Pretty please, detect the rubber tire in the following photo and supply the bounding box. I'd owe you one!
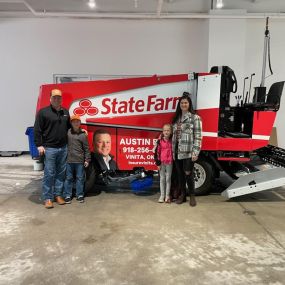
[193,159,214,196]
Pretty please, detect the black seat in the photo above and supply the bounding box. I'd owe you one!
[266,81,285,109]
[244,81,284,111]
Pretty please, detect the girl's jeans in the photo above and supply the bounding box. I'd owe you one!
[159,163,173,199]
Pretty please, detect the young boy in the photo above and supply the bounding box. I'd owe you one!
[64,115,91,203]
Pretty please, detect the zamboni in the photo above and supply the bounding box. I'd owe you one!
[35,18,285,198]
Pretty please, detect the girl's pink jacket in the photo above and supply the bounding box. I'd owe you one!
[157,137,173,165]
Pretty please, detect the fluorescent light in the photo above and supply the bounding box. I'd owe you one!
[88,0,96,9]
[216,0,224,9]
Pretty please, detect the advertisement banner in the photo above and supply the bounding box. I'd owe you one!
[86,125,160,170]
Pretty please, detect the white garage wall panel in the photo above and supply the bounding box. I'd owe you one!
[208,18,246,93]
[0,18,209,151]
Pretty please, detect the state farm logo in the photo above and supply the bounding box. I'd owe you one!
[73,99,99,116]
[72,95,179,118]
[100,95,179,115]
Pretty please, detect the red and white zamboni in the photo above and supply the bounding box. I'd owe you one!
[35,18,285,199]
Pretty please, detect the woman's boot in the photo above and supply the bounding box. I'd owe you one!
[186,174,196,207]
[176,187,186,204]
[189,195,197,207]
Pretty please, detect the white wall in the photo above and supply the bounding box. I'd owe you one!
[0,18,209,151]
[0,17,285,150]
[208,18,247,92]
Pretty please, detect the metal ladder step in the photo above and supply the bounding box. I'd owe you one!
[221,167,285,199]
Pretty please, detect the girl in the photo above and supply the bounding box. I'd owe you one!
[172,92,202,207]
[154,124,173,203]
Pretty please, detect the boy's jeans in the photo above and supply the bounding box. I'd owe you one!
[64,163,85,198]
[42,146,67,201]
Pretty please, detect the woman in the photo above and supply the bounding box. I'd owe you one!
[172,92,202,206]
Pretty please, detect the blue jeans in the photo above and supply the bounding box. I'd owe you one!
[42,146,67,201]
[64,163,85,198]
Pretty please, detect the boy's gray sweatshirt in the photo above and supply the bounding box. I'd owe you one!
[67,129,91,163]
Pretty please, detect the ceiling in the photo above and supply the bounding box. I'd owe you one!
[0,0,285,18]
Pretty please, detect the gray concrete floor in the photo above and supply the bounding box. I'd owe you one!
[1,155,285,285]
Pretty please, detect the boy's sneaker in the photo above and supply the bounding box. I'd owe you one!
[65,197,72,204]
[77,196,84,203]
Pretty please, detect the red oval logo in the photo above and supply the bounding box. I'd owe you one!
[73,107,86,116]
[79,99,92,108]
[87,107,98,116]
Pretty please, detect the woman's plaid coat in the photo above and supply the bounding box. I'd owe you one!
[172,112,202,160]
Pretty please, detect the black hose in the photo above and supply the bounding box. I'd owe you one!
[268,36,273,76]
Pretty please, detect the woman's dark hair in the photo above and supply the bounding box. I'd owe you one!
[172,92,195,124]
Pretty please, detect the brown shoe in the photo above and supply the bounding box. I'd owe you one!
[189,195,197,207]
[45,199,54,209]
[55,196,65,205]
[176,195,186,204]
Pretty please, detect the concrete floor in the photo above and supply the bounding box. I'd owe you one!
[1,155,285,285]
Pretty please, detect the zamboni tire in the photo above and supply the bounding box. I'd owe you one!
[193,159,214,195]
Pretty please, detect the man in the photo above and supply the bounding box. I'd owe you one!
[93,129,117,172]
[34,89,70,209]
[85,129,117,193]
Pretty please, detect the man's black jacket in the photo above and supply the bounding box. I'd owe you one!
[34,105,70,148]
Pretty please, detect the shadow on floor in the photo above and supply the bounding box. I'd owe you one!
[25,176,160,205]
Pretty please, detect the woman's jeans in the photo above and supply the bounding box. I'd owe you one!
[42,146,67,201]
[159,163,173,199]
[64,163,85,198]
[174,157,195,195]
